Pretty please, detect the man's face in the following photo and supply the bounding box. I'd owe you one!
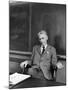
[39,33,48,44]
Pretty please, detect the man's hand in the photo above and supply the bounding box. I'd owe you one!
[20,61,29,68]
[56,62,64,69]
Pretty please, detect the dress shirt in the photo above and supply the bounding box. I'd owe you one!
[40,44,47,53]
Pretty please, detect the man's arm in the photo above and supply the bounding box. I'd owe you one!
[30,46,35,65]
[20,46,35,69]
[51,47,57,66]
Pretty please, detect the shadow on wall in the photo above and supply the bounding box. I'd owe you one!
[32,35,41,47]
[54,35,66,55]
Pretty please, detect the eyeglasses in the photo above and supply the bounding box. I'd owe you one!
[39,37,45,40]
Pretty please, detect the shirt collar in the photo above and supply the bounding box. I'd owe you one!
[41,44,47,49]
[40,44,48,53]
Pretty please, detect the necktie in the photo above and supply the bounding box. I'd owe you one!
[42,46,45,54]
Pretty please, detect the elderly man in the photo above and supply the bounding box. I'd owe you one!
[20,30,57,80]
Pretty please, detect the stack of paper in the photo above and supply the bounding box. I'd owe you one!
[9,72,30,85]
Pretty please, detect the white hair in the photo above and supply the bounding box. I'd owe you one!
[37,30,48,37]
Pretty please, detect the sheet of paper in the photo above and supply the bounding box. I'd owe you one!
[9,72,30,85]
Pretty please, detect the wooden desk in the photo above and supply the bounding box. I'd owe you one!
[10,77,66,89]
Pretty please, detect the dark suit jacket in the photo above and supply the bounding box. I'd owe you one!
[30,44,57,80]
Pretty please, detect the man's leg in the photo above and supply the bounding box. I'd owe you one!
[27,66,45,80]
[20,62,45,80]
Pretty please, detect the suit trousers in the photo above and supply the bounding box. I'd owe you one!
[27,65,45,80]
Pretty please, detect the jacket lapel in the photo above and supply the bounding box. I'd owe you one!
[36,44,50,56]
[37,45,41,55]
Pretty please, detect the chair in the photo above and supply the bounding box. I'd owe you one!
[50,64,57,80]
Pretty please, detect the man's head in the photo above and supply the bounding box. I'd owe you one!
[38,30,48,45]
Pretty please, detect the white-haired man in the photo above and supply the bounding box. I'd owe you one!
[20,30,57,80]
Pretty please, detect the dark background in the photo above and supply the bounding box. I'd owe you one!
[9,2,66,55]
